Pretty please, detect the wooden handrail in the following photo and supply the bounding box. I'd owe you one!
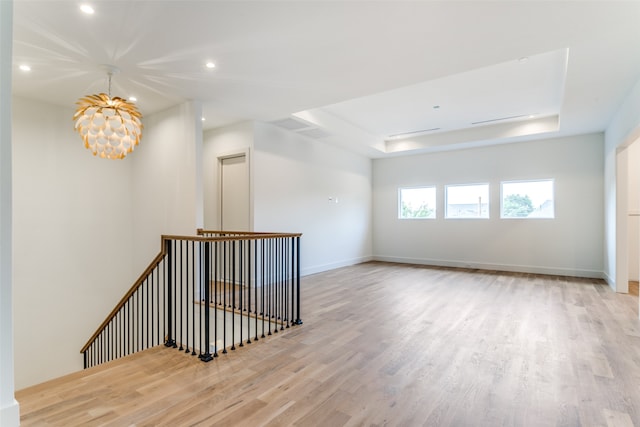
[171,233,303,243]
[196,228,301,237]
[80,251,166,353]
[80,231,303,356]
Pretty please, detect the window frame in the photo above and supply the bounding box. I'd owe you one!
[398,186,437,220]
[500,179,555,219]
[444,183,490,219]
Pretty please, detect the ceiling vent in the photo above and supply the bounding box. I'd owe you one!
[387,128,441,140]
[471,114,530,125]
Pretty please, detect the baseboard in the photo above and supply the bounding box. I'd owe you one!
[373,255,604,279]
[0,399,20,427]
[301,256,373,277]
[602,271,616,290]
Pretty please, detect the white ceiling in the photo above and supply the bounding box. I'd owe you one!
[11,1,640,158]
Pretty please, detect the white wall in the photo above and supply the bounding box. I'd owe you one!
[202,121,254,229]
[604,76,640,290]
[0,1,19,424]
[131,101,202,273]
[10,98,202,391]
[373,134,604,277]
[628,141,640,281]
[252,122,373,275]
[12,97,135,389]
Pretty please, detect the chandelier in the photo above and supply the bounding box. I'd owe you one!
[73,66,143,159]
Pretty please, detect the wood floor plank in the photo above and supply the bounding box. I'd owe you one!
[16,262,640,426]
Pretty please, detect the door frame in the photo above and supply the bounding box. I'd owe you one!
[217,148,252,231]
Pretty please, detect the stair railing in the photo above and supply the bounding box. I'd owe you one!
[80,231,302,369]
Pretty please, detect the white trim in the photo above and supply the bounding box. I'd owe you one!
[0,400,20,427]
[602,270,615,290]
[373,255,604,279]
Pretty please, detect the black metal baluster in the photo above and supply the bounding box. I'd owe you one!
[267,238,273,336]
[186,240,192,354]
[222,240,228,354]
[157,262,161,347]
[261,239,266,338]
[295,236,302,325]
[133,289,137,353]
[285,238,290,329]
[179,240,184,351]
[290,237,295,328]
[198,242,203,358]
[118,310,122,358]
[165,239,175,347]
[173,240,178,348]
[254,239,259,342]
[280,237,284,330]
[152,264,157,347]
[200,241,213,361]
[239,239,244,347]
[125,300,129,356]
[273,238,279,334]
[213,240,218,357]
[281,237,286,330]
[231,240,236,351]
[190,241,197,356]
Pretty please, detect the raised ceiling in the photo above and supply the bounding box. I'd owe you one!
[11,1,640,158]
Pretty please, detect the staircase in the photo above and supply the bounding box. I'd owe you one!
[80,230,303,368]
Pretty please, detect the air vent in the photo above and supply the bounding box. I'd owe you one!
[297,128,330,139]
[387,128,441,140]
[471,115,529,125]
[270,117,312,131]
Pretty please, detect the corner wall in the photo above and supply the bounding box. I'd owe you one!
[131,101,202,273]
[604,76,640,291]
[252,122,373,275]
[12,97,135,389]
[0,1,19,424]
[373,134,604,277]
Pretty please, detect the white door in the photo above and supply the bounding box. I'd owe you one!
[220,154,249,231]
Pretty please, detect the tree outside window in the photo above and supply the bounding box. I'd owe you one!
[399,187,436,219]
[501,180,554,219]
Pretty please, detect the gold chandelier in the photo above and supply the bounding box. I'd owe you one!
[73,66,143,159]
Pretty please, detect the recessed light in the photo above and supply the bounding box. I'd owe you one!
[80,4,94,14]
[19,64,31,72]
[128,96,137,102]
[518,56,529,63]
[205,62,216,69]
[201,117,206,121]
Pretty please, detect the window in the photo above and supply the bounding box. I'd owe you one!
[501,179,554,219]
[399,186,436,219]
[445,183,489,219]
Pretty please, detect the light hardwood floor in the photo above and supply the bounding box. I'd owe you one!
[16,262,640,426]
[629,281,639,297]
